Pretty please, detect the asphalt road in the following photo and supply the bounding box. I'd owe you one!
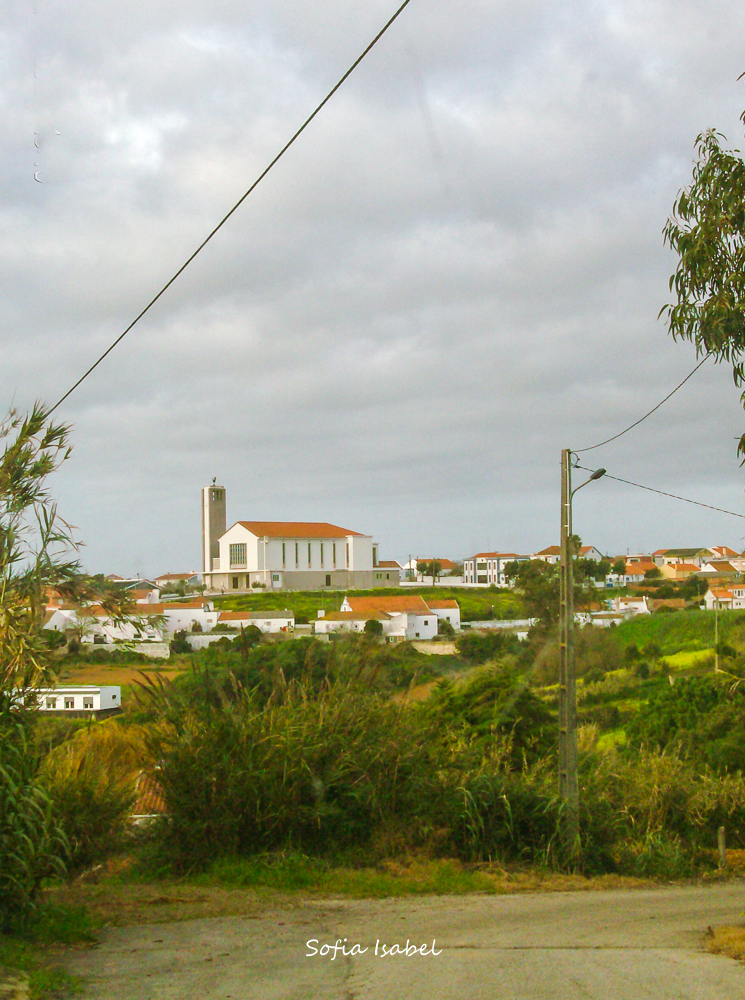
[67,884,745,999]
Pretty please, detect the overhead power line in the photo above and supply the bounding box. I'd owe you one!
[574,464,745,520]
[48,0,416,415]
[574,354,711,454]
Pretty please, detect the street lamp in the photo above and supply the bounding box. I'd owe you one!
[559,450,605,856]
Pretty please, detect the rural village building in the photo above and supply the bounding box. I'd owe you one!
[201,484,397,592]
[315,595,460,641]
[703,585,745,611]
[21,685,122,716]
[463,553,528,585]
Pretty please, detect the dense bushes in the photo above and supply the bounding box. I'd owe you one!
[626,676,745,772]
[0,717,66,931]
[149,685,445,868]
[40,724,139,871]
[159,635,441,713]
[424,664,553,765]
[140,659,745,875]
[455,631,521,664]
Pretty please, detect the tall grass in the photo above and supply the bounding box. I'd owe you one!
[149,681,445,869]
[143,669,745,876]
[39,721,142,871]
[0,716,66,931]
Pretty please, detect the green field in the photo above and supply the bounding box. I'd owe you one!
[214,586,523,623]
[615,609,745,654]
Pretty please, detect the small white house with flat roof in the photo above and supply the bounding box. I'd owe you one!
[26,686,121,716]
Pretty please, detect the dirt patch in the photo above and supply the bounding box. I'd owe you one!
[411,642,456,655]
[58,665,185,687]
[50,881,292,928]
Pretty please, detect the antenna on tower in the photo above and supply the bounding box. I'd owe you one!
[212,477,217,485]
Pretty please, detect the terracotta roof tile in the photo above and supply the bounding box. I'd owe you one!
[345,596,432,616]
[234,521,363,538]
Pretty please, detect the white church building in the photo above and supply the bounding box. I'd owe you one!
[201,484,399,592]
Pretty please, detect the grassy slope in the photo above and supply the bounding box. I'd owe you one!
[615,609,745,655]
[214,586,523,623]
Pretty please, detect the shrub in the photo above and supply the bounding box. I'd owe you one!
[169,630,192,655]
[438,618,455,638]
[39,722,139,871]
[455,631,520,664]
[0,717,67,931]
[149,685,444,869]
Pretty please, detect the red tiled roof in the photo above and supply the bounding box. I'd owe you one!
[535,546,561,556]
[234,521,363,538]
[426,600,460,609]
[217,610,292,621]
[345,596,431,616]
[470,552,522,559]
[377,560,402,569]
[322,611,390,621]
[132,772,167,816]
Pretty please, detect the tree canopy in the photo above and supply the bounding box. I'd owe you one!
[662,108,745,456]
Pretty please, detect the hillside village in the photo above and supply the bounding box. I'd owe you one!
[41,537,745,658]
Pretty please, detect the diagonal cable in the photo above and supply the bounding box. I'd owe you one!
[574,354,710,454]
[49,0,416,414]
[575,464,745,520]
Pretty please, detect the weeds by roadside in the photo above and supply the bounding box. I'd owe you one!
[0,902,97,999]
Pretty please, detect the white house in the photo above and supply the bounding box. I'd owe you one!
[703,586,745,611]
[532,546,561,566]
[578,546,605,562]
[463,553,528,586]
[45,601,221,642]
[425,599,461,630]
[611,595,651,615]
[201,484,396,592]
[45,607,165,643]
[216,610,295,633]
[26,686,121,715]
[329,594,460,640]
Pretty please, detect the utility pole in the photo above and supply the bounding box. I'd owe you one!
[559,448,579,856]
[715,599,719,672]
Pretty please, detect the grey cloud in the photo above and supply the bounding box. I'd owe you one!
[4,0,745,573]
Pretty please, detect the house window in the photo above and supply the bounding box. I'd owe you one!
[346,543,350,568]
[477,562,487,571]
[272,574,279,583]
[478,575,487,584]
[64,697,74,709]
[325,574,331,587]
[424,620,429,626]
[282,542,286,568]
[229,543,247,568]
[83,697,93,709]
[295,542,299,568]
[46,697,56,709]
[333,543,336,567]
[320,543,324,568]
[112,694,117,700]
[308,542,312,568]
[232,576,239,589]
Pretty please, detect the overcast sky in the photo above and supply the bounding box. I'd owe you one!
[4,0,745,575]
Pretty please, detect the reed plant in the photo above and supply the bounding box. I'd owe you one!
[39,721,142,871]
[0,714,66,931]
